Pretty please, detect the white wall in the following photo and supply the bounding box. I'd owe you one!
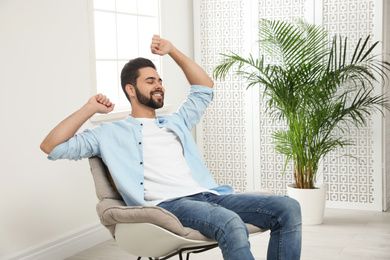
[0,0,194,258]
[0,0,100,258]
[160,0,195,112]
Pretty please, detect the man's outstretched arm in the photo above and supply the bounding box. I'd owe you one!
[150,35,213,88]
[40,94,114,154]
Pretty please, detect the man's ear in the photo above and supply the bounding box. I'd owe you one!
[125,84,136,99]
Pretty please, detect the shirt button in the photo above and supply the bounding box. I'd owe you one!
[140,182,143,185]
[140,162,143,165]
[139,142,142,145]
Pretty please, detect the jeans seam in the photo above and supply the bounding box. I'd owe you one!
[280,227,301,234]
[278,230,283,260]
[180,217,231,260]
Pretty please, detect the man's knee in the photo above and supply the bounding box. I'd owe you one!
[284,196,301,225]
[269,195,302,229]
[282,196,301,213]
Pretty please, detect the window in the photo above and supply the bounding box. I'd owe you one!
[91,0,161,110]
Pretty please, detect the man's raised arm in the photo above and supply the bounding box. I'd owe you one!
[150,35,213,88]
[40,94,114,154]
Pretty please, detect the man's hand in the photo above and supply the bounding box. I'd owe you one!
[150,35,214,88]
[150,35,173,56]
[88,93,115,114]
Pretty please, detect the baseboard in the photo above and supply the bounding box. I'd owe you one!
[2,222,112,260]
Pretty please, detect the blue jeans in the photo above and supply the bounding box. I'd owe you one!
[158,192,302,260]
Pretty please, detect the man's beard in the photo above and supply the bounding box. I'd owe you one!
[134,86,164,109]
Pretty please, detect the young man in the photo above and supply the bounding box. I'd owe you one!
[41,35,302,260]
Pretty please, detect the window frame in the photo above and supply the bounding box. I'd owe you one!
[87,0,166,122]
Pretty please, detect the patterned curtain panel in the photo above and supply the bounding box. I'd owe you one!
[200,0,247,191]
[198,0,384,209]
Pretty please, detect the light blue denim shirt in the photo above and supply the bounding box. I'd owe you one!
[48,85,235,206]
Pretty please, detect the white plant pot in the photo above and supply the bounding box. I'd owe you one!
[286,184,327,225]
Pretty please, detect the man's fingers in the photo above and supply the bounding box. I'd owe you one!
[151,36,160,46]
[150,44,160,52]
[95,93,112,107]
[95,93,103,101]
[107,103,115,111]
[152,34,160,42]
[151,34,162,54]
[151,47,162,54]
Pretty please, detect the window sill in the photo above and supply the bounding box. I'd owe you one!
[90,104,173,123]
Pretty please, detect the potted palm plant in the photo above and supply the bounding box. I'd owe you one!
[214,19,390,224]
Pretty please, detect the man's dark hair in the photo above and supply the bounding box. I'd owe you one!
[120,57,156,102]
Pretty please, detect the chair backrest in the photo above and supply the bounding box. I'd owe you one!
[89,156,127,236]
[89,156,123,201]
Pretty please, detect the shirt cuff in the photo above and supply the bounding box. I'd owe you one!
[190,85,214,101]
[47,142,65,161]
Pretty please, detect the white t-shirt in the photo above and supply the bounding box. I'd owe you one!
[138,118,215,206]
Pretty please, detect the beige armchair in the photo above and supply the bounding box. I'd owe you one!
[89,156,269,260]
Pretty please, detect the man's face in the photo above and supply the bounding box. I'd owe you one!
[134,67,165,109]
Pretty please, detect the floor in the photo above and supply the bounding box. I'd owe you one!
[66,208,390,260]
